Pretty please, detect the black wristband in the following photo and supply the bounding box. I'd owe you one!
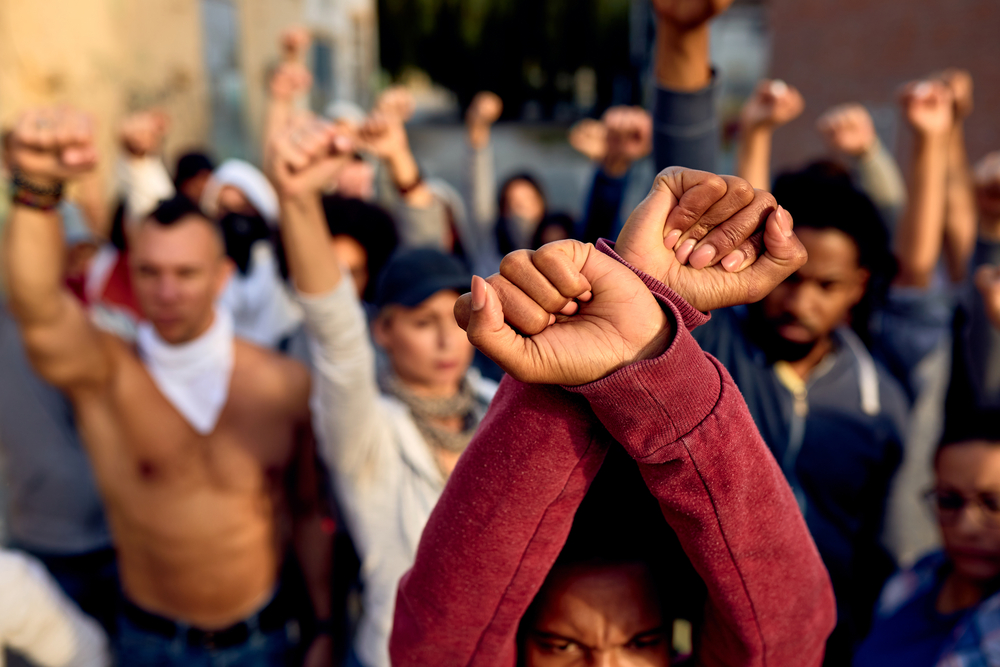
[396,170,423,196]
[314,618,334,636]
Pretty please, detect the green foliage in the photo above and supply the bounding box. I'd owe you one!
[378,0,635,117]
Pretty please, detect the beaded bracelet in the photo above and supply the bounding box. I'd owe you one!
[10,169,64,211]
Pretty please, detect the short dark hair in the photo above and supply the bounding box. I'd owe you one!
[148,195,209,227]
[937,411,1000,464]
[772,161,898,344]
[519,446,706,651]
[173,151,215,190]
[139,196,224,254]
[321,195,398,302]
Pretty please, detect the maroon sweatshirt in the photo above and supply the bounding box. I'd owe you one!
[390,249,837,666]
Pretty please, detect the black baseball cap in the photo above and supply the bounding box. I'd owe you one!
[374,247,472,309]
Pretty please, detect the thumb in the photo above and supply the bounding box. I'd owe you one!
[457,276,530,377]
[740,206,808,302]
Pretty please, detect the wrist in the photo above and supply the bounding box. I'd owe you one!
[11,169,64,211]
[385,151,420,190]
[655,22,711,91]
[467,124,491,150]
[601,155,632,179]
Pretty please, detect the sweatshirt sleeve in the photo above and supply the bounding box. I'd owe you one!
[389,378,609,667]
[653,79,719,173]
[297,277,394,484]
[567,254,837,667]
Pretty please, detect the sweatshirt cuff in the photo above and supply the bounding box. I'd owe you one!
[596,239,710,331]
[653,74,718,138]
[565,303,721,460]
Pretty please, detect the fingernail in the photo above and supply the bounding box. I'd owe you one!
[688,244,717,269]
[777,206,793,237]
[471,277,486,311]
[722,250,744,272]
[665,228,682,248]
[675,239,696,264]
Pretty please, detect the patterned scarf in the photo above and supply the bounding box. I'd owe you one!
[380,371,478,454]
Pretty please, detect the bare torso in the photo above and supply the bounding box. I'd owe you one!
[72,336,308,628]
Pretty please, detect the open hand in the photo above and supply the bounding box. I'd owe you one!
[614,167,807,312]
[899,80,954,138]
[455,240,671,385]
[740,79,804,132]
[266,114,354,200]
[816,103,877,157]
[10,108,98,187]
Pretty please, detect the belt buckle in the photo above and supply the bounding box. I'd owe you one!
[201,629,219,650]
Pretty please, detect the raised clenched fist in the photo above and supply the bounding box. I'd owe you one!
[270,61,313,103]
[281,27,311,61]
[568,119,607,163]
[614,167,807,312]
[652,0,734,28]
[467,91,503,128]
[974,152,1000,236]
[816,103,877,158]
[602,106,653,176]
[740,79,805,132]
[899,80,954,138]
[356,112,410,162]
[454,240,671,385]
[266,114,354,199]
[9,108,98,187]
[466,91,503,149]
[120,109,169,158]
[937,68,973,120]
[374,86,415,123]
[976,265,1000,332]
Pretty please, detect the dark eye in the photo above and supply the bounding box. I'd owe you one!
[982,494,1000,514]
[936,492,966,512]
[819,281,839,291]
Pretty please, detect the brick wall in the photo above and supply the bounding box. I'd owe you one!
[767,0,1000,173]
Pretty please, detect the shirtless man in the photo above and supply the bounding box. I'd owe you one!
[2,108,331,667]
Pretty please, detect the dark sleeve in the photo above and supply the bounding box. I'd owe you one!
[653,79,719,173]
[389,379,608,667]
[580,168,629,244]
[949,239,1000,414]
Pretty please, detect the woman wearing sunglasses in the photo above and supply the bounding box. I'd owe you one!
[854,427,1000,666]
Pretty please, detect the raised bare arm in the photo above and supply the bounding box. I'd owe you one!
[2,108,112,393]
[894,80,954,287]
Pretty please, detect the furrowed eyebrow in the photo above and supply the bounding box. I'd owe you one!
[629,625,668,642]
[530,630,591,649]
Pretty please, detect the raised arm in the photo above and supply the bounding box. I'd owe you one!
[817,103,907,228]
[264,28,313,170]
[465,91,502,233]
[1,109,112,394]
[939,69,978,282]
[392,167,828,666]
[266,115,393,478]
[736,79,805,190]
[651,0,733,172]
[893,80,954,287]
[578,106,653,243]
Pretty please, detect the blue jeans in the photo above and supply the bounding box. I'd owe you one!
[114,608,297,667]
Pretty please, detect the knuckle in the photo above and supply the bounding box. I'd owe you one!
[726,177,755,205]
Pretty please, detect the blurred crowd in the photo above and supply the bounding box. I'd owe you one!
[1,2,1000,666]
